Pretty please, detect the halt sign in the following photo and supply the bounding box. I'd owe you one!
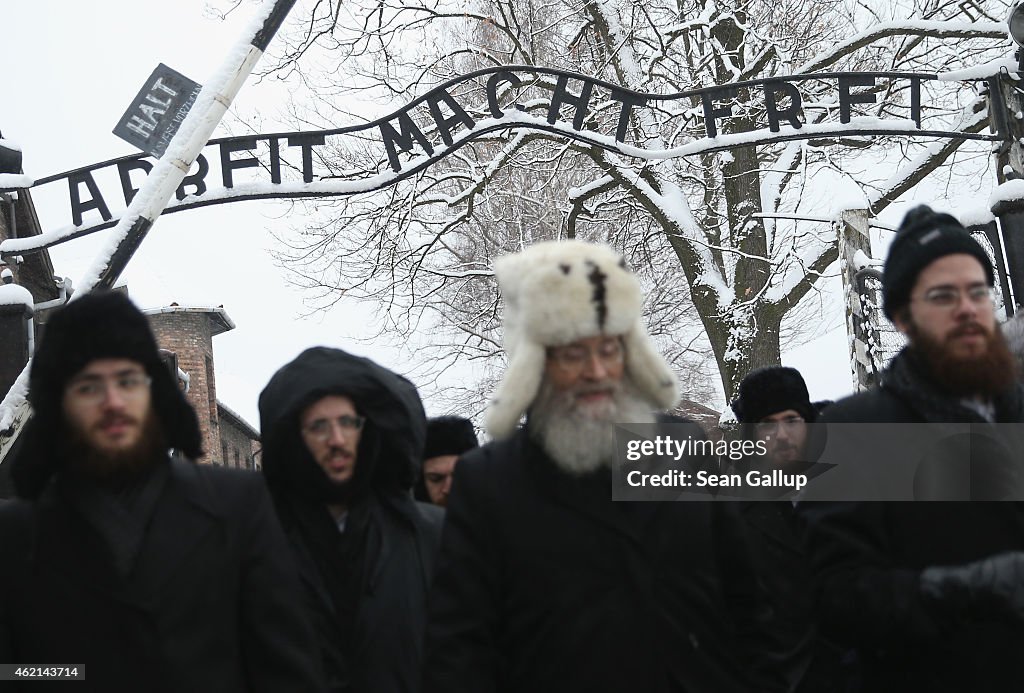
[113,63,201,159]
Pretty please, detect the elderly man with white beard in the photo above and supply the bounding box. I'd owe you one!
[421,240,786,693]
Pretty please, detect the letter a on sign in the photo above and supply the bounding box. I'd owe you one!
[113,63,202,159]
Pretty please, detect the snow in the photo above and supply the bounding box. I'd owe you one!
[957,205,995,227]
[0,173,33,189]
[990,178,1024,207]
[852,249,877,271]
[0,282,33,309]
[939,56,1018,81]
[0,137,21,152]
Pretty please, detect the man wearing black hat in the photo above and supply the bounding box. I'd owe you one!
[415,416,478,507]
[799,206,1024,691]
[732,367,851,693]
[0,292,324,692]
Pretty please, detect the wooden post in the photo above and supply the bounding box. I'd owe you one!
[840,209,881,392]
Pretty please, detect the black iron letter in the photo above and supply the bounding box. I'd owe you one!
[269,137,282,184]
[220,137,260,189]
[486,71,524,118]
[427,89,476,147]
[764,81,803,132]
[547,74,595,130]
[68,170,112,227]
[176,154,209,200]
[609,87,648,143]
[380,113,435,173]
[287,134,327,183]
[838,75,876,124]
[701,87,737,139]
[910,77,923,128]
[117,158,154,206]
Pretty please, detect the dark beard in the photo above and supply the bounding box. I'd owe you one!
[61,409,168,488]
[908,319,1019,398]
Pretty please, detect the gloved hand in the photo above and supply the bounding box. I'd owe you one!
[920,551,1024,622]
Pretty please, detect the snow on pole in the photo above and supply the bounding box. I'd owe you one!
[0,0,296,448]
[84,0,296,293]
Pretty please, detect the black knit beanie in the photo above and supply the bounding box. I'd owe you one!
[882,205,994,320]
[732,366,815,424]
[11,292,203,498]
[424,416,478,459]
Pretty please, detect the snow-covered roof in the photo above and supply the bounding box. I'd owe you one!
[143,304,235,336]
[217,400,260,440]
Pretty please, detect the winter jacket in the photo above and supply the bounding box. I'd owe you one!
[422,422,788,693]
[259,347,444,693]
[0,458,325,693]
[799,348,1024,691]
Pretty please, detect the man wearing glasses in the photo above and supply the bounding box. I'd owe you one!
[423,240,785,693]
[258,346,443,693]
[0,292,324,692]
[800,205,1024,691]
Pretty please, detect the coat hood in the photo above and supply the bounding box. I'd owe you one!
[258,347,427,497]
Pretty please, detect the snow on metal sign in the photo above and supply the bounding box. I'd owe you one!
[112,64,202,159]
[1,66,997,258]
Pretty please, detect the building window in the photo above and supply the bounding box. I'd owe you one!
[234,449,240,468]
[222,442,229,467]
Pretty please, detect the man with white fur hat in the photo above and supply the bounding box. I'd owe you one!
[422,240,785,693]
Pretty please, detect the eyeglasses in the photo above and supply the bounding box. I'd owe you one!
[755,416,805,436]
[547,338,624,374]
[66,373,152,404]
[912,285,994,310]
[302,415,366,441]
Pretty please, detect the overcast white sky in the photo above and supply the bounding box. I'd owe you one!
[1,0,1004,429]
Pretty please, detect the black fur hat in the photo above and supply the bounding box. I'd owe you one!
[424,416,478,459]
[882,205,994,320]
[732,366,815,424]
[10,292,202,498]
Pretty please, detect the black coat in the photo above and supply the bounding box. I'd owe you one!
[799,349,1024,691]
[422,426,788,693]
[259,347,444,693]
[0,459,325,693]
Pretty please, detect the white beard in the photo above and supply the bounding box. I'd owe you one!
[529,376,656,475]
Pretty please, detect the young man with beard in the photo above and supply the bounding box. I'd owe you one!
[422,240,786,693]
[799,205,1024,691]
[0,292,324,692]
[258,347,444,693]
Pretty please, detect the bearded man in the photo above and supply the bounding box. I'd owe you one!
[422,240,786,693]
[799,206,1024,691]
[0,292,324,692]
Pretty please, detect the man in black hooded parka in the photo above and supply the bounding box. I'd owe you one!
[259,346,444,693]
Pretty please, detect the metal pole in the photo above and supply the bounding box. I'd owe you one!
[989,70,1024,313]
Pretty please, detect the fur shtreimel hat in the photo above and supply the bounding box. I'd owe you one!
[424,416,479,459]
[732,366,816,424]
[485,240,679,439]
[11,292,203,498]
[882,205,994,320]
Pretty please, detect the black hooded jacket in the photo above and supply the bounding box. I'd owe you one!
[259,347,444,693]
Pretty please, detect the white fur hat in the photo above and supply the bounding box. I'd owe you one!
[486,240,679,439]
